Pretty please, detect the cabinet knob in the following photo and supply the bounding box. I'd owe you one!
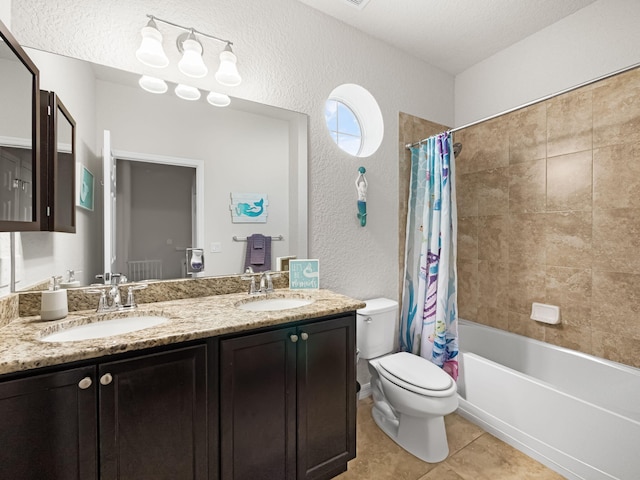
[290,334,299,343]
[78,377,92,390]
[300,332,309,341]
[100,373,113,385]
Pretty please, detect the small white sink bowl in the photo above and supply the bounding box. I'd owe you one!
[236,297,314,312]
[40,316,169,342]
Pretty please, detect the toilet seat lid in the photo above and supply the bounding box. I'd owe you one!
[378,352,453,392]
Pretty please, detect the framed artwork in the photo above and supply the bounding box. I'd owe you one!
[289,259,320,289]
[230,193,269,223]
[78,165,94,211]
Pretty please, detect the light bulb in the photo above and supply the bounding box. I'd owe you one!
[178,34,208,78]
[135,19,169,68]
[207,91,231,107]
[215,44,241,86]
[138,75,168,94]
[175,84,201,101]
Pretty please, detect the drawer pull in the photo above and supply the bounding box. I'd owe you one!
[78,377,92,390]
[100,373,113,386]
[290,334,299,343]
[300,332,309,341]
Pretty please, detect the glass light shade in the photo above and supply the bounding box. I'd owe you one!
[138,75,168,94]
[178,38,208,78]
[215,49,241,86]
[175,84,201,101]
[207,91,231,107]
[135,25,169,68]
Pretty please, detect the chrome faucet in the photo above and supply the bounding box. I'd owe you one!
[94,272,128,312]
[241,267,259,295]
[259,271,280,294]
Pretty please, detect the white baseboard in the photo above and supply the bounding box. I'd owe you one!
[358,382,371,399]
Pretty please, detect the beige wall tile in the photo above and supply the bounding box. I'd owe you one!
[546,151,593,212]
[478,215,509,263]
[478,261,509,310]
[593,67,640,148]
[509,103,547,164]
[457,217,478,262]
[508,311,546,341]
[509,213,546,265]
[476,167,509,216]
[544,323,592,353]
[456,172,478,217]
[545,211,593,269]
[477,306,509,330]
[509,159,546,213]
[592,332,640,368]
[508,263,546,315]
[547,88,593,157]
[453,116,509,174]
[545,266,592,328]
[592,271,640,339]
[593,142,640,210]
[592,208,640,274]
[457,260,478,320]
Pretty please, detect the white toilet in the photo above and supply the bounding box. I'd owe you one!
[357,298,458,463]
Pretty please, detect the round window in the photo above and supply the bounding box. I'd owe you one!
[325,84,383,158]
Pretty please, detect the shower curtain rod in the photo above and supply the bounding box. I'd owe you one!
[405,60,640,150]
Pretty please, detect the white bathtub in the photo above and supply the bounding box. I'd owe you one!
[456,319,640,480]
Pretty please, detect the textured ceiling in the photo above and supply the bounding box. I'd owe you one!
[297,0,598,74]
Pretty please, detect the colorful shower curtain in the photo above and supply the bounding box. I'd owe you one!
[400,132,459,380]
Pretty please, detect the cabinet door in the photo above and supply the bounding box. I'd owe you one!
[297,315,356,480]
[0,365,97,480]
[99,344,207,480]
[220,328,297,480]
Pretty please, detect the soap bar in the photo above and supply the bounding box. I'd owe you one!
[41,289,68,321]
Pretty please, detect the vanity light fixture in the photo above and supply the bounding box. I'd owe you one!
[175,84,201,101]
[135,18,169,68]
[138,75,168,94]
[207,91,231,107]
[177,30,208,78]
[135,14,241,86]
[215,43,242,86]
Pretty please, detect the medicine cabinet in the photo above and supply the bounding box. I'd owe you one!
[40,90,76,233]
[0,19,41,231]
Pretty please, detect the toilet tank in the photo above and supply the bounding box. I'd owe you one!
[357,298,398,359]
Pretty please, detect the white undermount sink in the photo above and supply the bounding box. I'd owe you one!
[236,297,314,312]
[40,316,169,342]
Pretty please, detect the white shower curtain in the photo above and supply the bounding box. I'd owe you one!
[399,132,459,380]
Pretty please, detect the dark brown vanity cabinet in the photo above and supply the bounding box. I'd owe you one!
[220,314,357,480]
[0,343,211,480]
[98,344,209,480]
[0,365,98,480]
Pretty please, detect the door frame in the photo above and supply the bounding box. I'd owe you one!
[103,132,204,276]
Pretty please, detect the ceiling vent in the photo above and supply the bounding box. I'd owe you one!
[343,0,371,10]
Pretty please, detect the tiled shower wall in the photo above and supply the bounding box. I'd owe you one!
[454,66,640,369]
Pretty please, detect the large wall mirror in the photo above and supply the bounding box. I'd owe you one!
[0,19,40,230]
[10,47,308,291]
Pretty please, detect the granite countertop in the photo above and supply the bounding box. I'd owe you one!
[0,289,365,377]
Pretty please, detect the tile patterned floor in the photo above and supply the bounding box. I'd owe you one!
[336,397,565,480]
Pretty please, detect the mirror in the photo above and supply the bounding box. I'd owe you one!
[12,48,308,290]
[0,19,41,230]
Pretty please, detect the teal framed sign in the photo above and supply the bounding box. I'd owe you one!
[78,165,94,211]
[289,259,320,290]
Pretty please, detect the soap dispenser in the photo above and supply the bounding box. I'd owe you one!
[60,269,81,289]
[40,276,68,321]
